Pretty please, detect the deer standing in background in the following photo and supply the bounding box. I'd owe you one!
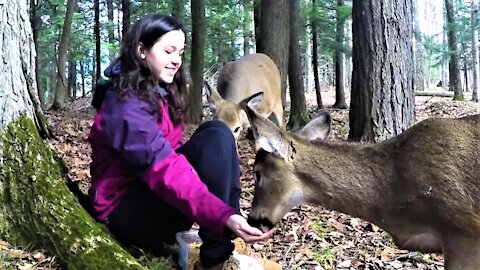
[205,53,283,139]
[243,99,480,270]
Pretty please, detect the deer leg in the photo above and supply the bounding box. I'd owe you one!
[442,234,480,270]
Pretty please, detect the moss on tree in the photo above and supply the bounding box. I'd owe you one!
[0,115,174,270]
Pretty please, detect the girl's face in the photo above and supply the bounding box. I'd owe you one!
[139,29,185,84]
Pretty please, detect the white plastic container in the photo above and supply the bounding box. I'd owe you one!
[176,229,202,270]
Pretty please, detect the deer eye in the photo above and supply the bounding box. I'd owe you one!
[254,171,263,188]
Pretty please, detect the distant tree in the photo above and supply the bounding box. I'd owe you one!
[172,0,185,21]
[333,0,348,109]
[189,0,206,123]
[349,0,415,142]
[311,0,323,109]
[107,0,116,59]
[445,0,463,100]
[472,1,479,102]
[51,0,76,110]
[288,0,309,130]
[122,0,131,37]
[94,0,101,81]
[413,0,425,92]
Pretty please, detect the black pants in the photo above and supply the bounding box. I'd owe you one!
[105,120,241,267]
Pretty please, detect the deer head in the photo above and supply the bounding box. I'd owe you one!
[243,98,480,269]
[204,53,283,140]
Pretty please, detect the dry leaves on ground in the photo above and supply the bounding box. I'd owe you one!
[2,88,479,269]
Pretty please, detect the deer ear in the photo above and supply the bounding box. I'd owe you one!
[204,80,223,111]
[240,93,291,159]
[246,91,263,110]
[297,110,332,141]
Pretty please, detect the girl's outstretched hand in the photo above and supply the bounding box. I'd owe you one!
[226,214,276,243]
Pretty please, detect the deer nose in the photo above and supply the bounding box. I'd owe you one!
[247,215,275,230]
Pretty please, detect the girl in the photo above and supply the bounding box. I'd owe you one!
[87,14,275,270]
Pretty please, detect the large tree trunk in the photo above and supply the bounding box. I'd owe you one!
[287,0,309,130]
[0,2,170,269]
[311,0,323,109]
[333,0,348,109]
[445,0,463,100]
[349,0,415,142]
[51,0,76,111]
[189,0,206,124]
[258,0,290,107]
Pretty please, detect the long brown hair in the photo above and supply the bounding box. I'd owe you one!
[112,14,188,124]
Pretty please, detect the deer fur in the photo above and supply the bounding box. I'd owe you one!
[243,101,480,270]
[205,53,283,139]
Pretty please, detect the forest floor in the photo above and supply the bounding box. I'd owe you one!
[2,86,480,270]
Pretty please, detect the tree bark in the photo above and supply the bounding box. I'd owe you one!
[311,0,323,109]
[189,0,206,123]
[94,0,101,81]
[349,0,415,142]
[171,0,185,22]
[51,0,77,111]
[287,0,309,130]
[254,0,262,52]
[258,0,290,107]
[445,0,463,100]
[412,0,425,92]
[106,0,115,60]
[122,0,131,38]
[472,1,479,102]
[0,2,172,269]
[30,0,45,107]
[333,0,348,109]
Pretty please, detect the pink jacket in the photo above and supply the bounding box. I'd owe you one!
[88,87,235,234]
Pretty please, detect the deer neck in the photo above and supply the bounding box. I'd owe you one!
[294,140,393,224]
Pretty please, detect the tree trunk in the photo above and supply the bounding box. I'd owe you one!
[241,0,252,55]
[68,59,77,100]
[312,0,323,109]
[258,0,290,107]
[171,0,185,22]
[333,0,348,109]
[106,0,115,60]
[287,0,309,130]
[30,0,45,107]
[412,0,425,92]
[472,1,479,102]
[51,0,76,111]
[0,2,159,269]
[122,0,131,38]
[445,0,463,100]
[349,0,415,142]
[254,0,262,52]
[189,0,206,124]
[94,0,101,81]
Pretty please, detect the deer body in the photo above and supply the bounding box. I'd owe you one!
[244,102,480,269]
[205,53,283,139]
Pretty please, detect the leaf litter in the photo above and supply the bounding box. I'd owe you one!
[2,89,480,269]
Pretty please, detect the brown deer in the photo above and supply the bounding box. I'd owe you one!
[242,100,480,269]
[205,53,283,139]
